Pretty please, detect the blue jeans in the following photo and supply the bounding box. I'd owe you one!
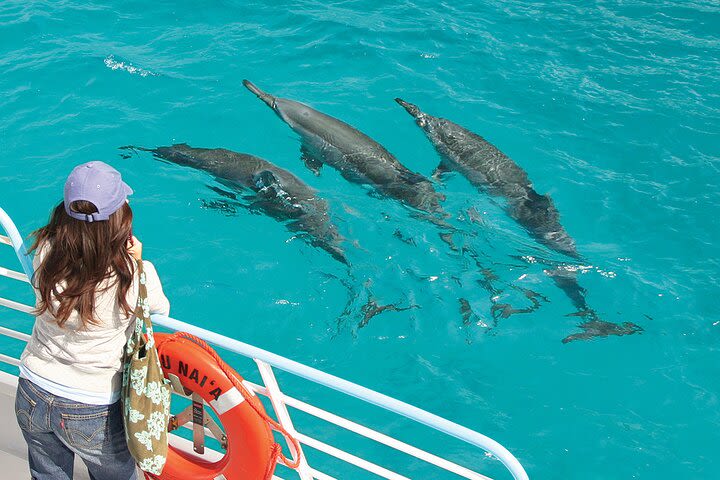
[15,377,138,480]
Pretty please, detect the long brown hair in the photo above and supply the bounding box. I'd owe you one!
[30,200,135,327]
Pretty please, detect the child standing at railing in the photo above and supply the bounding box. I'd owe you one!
[14,161,170,480]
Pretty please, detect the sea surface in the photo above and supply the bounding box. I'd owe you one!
[1,1,719,479]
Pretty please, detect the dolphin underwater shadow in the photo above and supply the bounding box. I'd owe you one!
[395,98,642,343]
[121,143,349,266]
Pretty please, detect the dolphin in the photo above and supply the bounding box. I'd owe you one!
[395,98,577,258]
[243,80,447,219]
[131,143,348,265]
[396,99,642,342]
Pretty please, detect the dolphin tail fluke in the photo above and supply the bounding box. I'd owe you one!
[395,98,421,118]
[243,79,275,108]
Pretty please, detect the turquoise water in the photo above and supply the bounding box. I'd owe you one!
[1,1,719,478]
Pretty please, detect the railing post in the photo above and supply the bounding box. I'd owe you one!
[256,359,314,480]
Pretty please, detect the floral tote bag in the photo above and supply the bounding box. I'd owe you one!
[121,259,171,475]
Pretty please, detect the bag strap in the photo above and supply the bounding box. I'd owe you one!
[133,259,157,345]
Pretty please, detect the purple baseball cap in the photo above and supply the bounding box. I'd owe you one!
[64,161,133,222]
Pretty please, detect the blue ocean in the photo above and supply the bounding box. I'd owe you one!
[1,1,719,478]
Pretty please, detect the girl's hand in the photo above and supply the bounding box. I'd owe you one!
[127,235,143,261]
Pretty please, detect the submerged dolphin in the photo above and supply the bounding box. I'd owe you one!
[396,99,641,342]
[243,80,447,218]
[132,143,348,265]
[395,98,577,258]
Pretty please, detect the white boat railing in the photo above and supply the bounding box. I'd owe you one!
[0,206,529,480]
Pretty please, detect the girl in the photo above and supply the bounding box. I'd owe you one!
[15,161,170,480]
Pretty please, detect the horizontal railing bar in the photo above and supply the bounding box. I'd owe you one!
[0,297,34,314]
[0,266,29,282]
[0,353,20,366]
[241,380,488,480]
[0,235,11,246]
[151,314,526,480]
[0,326,30,342]
[295,432,410,480]
[284,395,490,480]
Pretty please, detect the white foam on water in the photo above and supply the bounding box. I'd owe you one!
[275,299,300,306]
[103,55,157,77]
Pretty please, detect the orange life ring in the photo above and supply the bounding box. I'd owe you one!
[151,332,280,480]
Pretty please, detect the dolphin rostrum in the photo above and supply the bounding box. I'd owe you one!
[243,80,447,219]
[396,98,641,342]
[130,143,348,265]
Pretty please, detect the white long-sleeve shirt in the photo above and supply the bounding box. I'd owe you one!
[20,243,170,404]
